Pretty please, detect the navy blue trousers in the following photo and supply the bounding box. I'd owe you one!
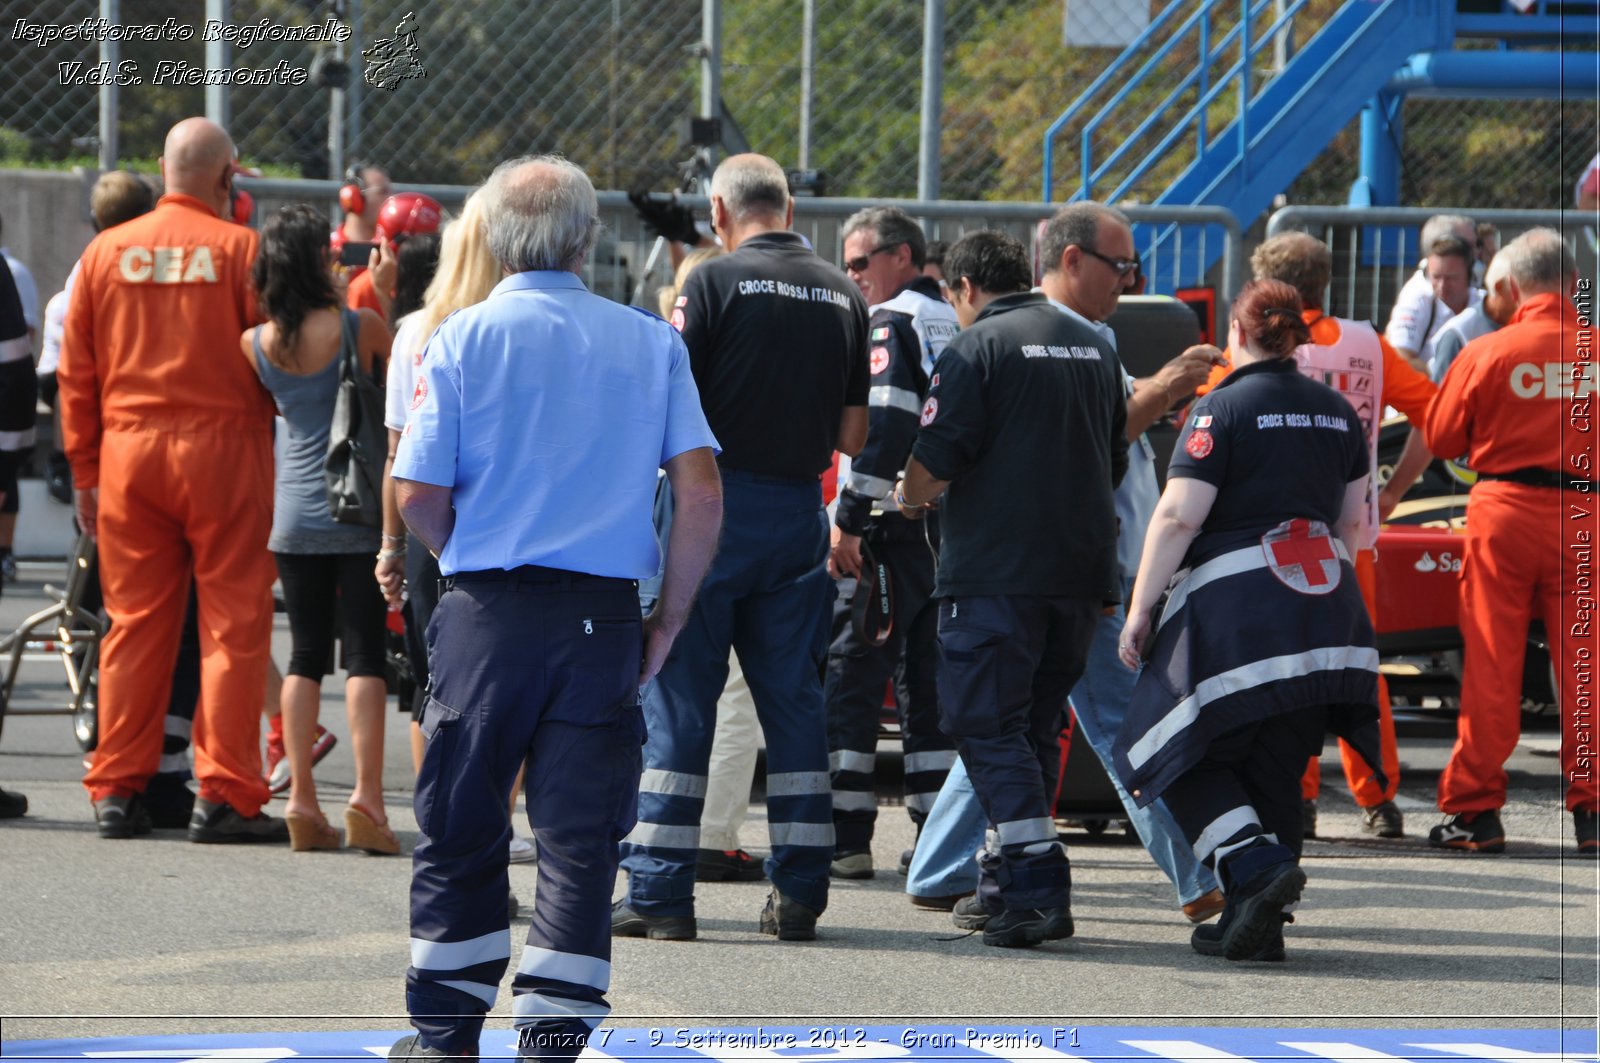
[621,471,835,917]
[406,569,644,1061]
[824,529,953,855]
[937,594,1098,912]
[1161,708,1325,895]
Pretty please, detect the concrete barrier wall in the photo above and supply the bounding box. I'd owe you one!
[0,168,98,312]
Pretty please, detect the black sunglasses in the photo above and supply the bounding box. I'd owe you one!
[1080,246,1140,277]
[844,242,903,273]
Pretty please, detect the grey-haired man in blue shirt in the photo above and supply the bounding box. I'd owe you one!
[391,154,723,1063]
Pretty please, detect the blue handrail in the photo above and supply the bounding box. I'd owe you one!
[1078,1,1253,199]
[1169,0,1395,210]
[1043,0,1318,204]
[1040,0,1195,202]
[1080,0,1280,203]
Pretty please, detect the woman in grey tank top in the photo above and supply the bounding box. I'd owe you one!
[243,205,398,854]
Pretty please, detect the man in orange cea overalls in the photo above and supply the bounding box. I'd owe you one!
[1424,227,1599,855]
[1201,232,1438,839]
[59,117,284,843]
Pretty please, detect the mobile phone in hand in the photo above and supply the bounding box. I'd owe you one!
[339,241,377,268]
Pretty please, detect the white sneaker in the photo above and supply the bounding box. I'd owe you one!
[508,835,537,863]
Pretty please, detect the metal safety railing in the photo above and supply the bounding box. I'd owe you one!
[238,176,1245,323]
[1264,205,1588,328]
[1041,0,1312,204]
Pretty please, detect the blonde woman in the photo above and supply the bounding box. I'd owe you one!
[378,190,501,761]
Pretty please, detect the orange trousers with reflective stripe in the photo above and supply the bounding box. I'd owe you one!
[1302,548,1398,807]
[1441,483,1600,814]
[82,427,276,816]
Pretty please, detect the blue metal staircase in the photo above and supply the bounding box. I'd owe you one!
[1040,0,1592,294]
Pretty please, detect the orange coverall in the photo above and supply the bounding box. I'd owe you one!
[59,193,278,816]
[1424,290,1599,815]
[1202,312,1438,808]
[346,268,385,319]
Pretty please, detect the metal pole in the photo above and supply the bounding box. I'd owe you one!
[799,0,815,169]
[98,0,119,170]
[1238,0,1251,186]
[701,0,721,122]
[1272,0,1292,73]
[918,0,945,201]
[347,0,363,161]
[205,0,230,130]
[328,0,346,180]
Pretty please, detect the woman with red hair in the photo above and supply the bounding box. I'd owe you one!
[1112,279,1383,963]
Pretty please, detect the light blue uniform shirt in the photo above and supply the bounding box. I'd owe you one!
[393,271,719,578]
[1045,295,1160,578]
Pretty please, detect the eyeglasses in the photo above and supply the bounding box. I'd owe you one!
[1079,246,1140,277]
[844,243,903,273]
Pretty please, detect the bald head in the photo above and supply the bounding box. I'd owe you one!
[160,117,236,214]
[1500,227,1576,297]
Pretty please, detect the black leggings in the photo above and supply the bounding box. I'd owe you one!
[275,551,388,680]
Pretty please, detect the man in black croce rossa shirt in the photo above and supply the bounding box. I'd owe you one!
[617,153,870,944]
[897,229,1127,948]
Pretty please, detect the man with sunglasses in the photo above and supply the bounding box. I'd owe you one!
[904,204,1226,924]
[825,206,960,881]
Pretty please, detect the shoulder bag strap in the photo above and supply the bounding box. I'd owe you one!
[339,308,361,380]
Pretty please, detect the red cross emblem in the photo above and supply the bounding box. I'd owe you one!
[1260,518,1340,595]
[410,376,428,411]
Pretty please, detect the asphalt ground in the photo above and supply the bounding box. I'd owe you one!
[0,556,1596,1052]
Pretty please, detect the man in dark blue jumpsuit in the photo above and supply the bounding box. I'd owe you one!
[899,231,1127,948]
[390,155,722,1062]
[615,153,870,943]
[826,205,960,880]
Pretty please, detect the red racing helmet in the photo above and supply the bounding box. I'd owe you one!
[376,192,442,247]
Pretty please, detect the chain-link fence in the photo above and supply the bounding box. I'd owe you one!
[4,2,1594,207]
[1289,97,1599,210]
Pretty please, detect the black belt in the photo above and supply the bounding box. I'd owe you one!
[446,565,635,590]
[1478,468,1597,490]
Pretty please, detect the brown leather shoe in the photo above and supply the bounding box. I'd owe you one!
[1182,887,1226,924]
[909,891,973,912]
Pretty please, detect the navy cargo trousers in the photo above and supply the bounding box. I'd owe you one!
[824,527,955,856]
[937,593,1099,913]
[405,567,645,1062]
[621,470,836,918]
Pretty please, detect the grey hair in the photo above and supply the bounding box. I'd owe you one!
[1421,213,1475,249]
[1039,201,1131,274]
[1500,227,1576,293]
[841,205,927,268]
[710,154,790,222]
[479,154,600,274]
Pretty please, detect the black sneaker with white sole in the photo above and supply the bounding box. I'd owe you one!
[1427,809,1505,853]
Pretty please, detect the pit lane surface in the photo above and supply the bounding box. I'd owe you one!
[0,558,1594,1053]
